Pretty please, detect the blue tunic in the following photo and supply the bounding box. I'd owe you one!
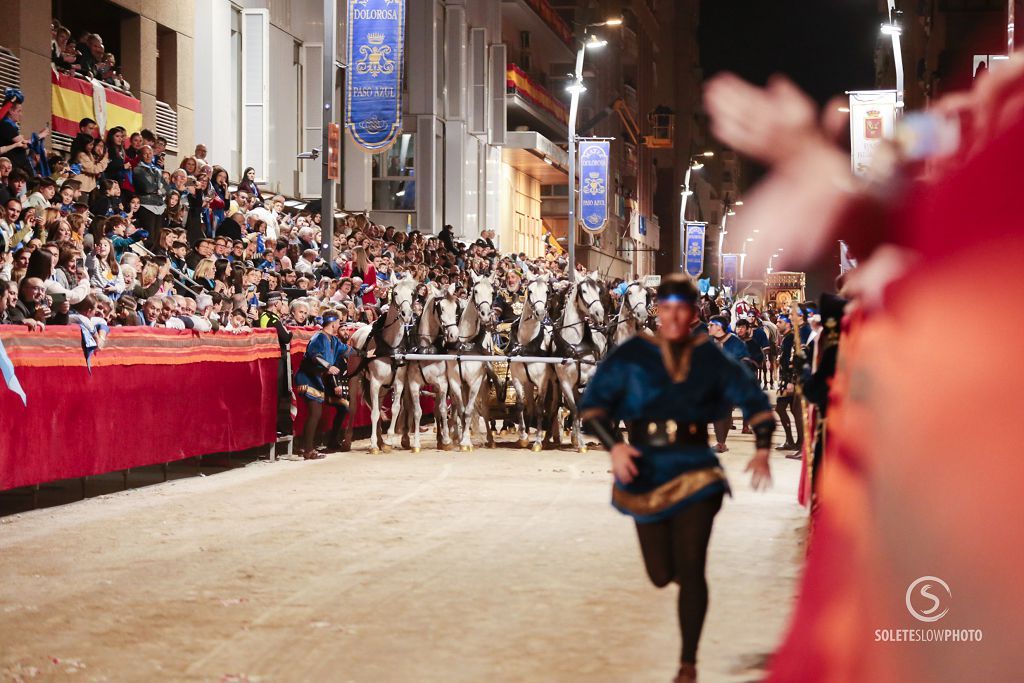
[579,334,773,523]
[295,332,353,403]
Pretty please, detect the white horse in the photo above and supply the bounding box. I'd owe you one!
[509,274,556,451]
[612,281,650,347]
[406,282,457,452]
[445,272,496,451]
[552,271,606,453]
[348,276,418,454]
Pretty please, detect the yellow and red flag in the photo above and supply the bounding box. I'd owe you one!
[51,69,142,137]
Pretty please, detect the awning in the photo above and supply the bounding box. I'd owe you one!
[502,131,570,184]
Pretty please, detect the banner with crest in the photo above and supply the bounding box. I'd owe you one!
[848,89,897,176]
[345,0,406,151]
[684,222,707,278]
[578,139,610,233]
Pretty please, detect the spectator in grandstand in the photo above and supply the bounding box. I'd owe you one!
[69,117,99,162]
[131,145,168,236]
[72,134,109,193]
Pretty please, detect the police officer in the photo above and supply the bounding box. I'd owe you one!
[580,274,774,683]
[260,291,293,435]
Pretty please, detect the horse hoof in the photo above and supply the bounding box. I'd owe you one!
[531,443,542,453]
[578,445,588,454]
[517,439,530,448]
[382,444,393,453]
[439,442,452,451]
[411,447,421,454]
[486,442,496,450]
[369,447,380,455]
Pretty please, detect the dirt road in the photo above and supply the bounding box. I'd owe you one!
[0,431,805,682]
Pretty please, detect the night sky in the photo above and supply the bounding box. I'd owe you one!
[699,0,882,105]
[698,0,883,295]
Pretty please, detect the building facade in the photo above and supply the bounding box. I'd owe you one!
[1,0,709,279]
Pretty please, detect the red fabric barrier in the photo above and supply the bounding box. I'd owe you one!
[0,326,279,491]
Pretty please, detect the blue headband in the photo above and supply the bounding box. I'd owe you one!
[657,294,696,304]
[777,315,791,323]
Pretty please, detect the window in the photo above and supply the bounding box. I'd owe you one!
[372,133,416,211]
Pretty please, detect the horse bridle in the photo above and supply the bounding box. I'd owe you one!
[624,284,649,322]
[576,282,604,325]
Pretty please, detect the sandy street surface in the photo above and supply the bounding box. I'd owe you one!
[0,429,805,683]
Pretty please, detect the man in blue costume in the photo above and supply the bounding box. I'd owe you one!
[580,274,775,683]
[295,311,361,460]
[707,314,750,453]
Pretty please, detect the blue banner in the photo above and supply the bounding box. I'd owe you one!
[684,222,706,278]
[722,253,739,292]
[578,140,610,233]
[345,0,406,151]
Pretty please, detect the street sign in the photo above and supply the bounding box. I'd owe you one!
[327,122,341,180]
[642,275,661,288]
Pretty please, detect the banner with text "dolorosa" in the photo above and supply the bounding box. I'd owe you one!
[345,0,406,151]
[578,139,610,233]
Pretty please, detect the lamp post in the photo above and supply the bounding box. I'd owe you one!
[677,151,714,273]
[717,200,734,288]
[566,18,622,274]
[882,1,905,110]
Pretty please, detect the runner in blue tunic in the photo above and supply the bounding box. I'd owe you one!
[579,274,775,683]
[295,311,359,459]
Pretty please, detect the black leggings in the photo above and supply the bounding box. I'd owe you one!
[775,395,804,445]
[635,492,724,665]
[301,399,349,453]
[301,399,324,453]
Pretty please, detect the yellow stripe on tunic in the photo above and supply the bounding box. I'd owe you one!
[612,466,728,517]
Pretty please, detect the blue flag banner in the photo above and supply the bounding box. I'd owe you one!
[684,222,706,278]
[345,0,406,151]
[578,140,610,233]
[0,336,26,406]
[722,253,739,292]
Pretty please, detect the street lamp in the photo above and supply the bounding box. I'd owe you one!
[883,2,905,109]
[567,18,623,274]
[677,151,715,272]
[717,199,733,288]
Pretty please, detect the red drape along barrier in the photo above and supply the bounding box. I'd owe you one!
[0,326,279,491]
[288,327,435,436]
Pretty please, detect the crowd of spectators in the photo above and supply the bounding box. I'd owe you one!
[0,84,600,351]
[50,20,130,91]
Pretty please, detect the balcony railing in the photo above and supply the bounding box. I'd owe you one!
[507,63,569,125]
[521,0,574,48]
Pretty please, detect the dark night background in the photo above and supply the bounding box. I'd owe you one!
[699,0,882,105]
[698,0,883,295]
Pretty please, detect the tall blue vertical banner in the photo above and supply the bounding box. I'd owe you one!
[684,223,706,278]
[345,0,406,151]
[578,140,610,233]
[722,254,739,292]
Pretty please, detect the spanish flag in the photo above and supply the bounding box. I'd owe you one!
[51,69,142,137]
